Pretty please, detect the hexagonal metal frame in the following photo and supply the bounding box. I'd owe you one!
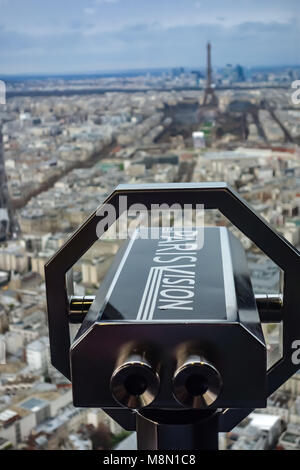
[45,182,300,431]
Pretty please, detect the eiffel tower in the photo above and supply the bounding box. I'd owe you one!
[203,42,218,107]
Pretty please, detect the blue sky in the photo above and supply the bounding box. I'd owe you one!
[0,0,299,74]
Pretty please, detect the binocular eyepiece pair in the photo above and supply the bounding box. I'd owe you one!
[110,350,222,410]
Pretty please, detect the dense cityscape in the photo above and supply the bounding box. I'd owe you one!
[0,40,300,450]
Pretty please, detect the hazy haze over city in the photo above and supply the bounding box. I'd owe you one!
[0,0,300,74]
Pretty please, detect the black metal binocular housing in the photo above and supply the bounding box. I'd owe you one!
[45,183,300,444]
[69,225,266,413]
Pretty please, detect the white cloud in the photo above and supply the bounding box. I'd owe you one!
[84,8,95,15]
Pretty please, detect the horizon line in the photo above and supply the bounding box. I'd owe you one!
[1,63,300,79]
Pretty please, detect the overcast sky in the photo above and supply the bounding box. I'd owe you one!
[0,0,300,75]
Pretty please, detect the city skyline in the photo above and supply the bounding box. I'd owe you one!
[0,0,300,74]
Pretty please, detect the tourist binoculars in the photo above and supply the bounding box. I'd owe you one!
[45,183,300,435]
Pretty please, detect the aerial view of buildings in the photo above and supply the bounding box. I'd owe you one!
[1,0,300,452]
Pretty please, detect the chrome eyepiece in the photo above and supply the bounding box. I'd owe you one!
[173,355,222,409]
[110,353,160,409]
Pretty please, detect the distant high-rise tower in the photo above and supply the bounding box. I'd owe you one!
[203,42,218,107]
